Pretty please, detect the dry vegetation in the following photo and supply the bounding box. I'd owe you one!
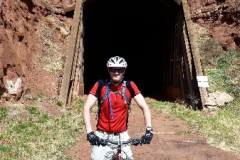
[36,15,69,73]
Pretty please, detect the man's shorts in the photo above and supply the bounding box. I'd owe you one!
[91,130,134,160]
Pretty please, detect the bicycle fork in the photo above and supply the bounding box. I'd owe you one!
[116,144,122,160]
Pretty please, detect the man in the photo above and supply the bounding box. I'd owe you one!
[83,56,153,160]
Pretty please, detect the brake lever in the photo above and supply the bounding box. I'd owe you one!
[131,138,142,146]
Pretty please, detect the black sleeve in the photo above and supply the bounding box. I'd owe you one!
[126,80,135,98]
[96,79,105,99]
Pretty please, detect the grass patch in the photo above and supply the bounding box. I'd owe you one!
[0,107,8,120]
[192,23,240,99]
[22,93,44,102]
[56,101,63,107]
[0,102,84,160]
[206,49,240,98]
[70,97,84,112]
[151,101,240,156]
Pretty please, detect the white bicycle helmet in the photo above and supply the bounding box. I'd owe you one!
[106,56,128,68]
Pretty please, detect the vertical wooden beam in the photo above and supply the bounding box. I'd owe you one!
[77,26,85,96]
[182,0,208,107]
[67,24,82,105]
[59,0,83,107]
[68,8,84,105]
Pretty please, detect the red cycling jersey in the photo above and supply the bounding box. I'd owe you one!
[89,80,140,133]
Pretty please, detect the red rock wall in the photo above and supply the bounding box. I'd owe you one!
[188,0,240,52]
[0,0,38,100]
[0,0,72,102]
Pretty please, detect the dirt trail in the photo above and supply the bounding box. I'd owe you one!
[65,99,240,160]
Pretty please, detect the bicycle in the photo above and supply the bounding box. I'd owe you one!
[98,138,142,160]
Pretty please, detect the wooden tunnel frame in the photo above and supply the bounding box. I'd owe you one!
[60,0,208,109]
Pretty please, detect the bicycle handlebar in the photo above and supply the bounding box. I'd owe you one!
[99,138,142,146]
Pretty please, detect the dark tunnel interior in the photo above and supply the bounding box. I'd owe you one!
[83,0,181,99]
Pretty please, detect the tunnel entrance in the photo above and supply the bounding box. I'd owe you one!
[83,0,182,100]
[60,0,206,109]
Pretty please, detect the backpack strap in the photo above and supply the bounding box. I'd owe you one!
[121,81,130,105]
[99,80,129,105]
[96,79,105,100]
[105,79,114,120]
[95,80,133,119]
[100,91,108,104]
[125,80,135,113]
[95,79,105,120]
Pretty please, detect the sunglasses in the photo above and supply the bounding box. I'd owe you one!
[109,68,125,73]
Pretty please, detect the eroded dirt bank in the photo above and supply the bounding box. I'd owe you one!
[188,0,240,52]
[0,0,74,105]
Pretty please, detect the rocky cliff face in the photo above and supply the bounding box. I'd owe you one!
[188,0,240,52]
[0,0,73,104]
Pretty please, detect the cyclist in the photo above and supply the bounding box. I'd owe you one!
[83,56,153,160]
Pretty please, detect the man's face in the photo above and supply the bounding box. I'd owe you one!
[108,67,125,83]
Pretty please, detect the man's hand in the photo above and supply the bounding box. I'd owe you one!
[87,132,101,146]
[140,127,153,145]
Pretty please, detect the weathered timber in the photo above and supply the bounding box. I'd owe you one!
[182,0,208,107]
[68,10,84,105]
[60,0,83,107]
